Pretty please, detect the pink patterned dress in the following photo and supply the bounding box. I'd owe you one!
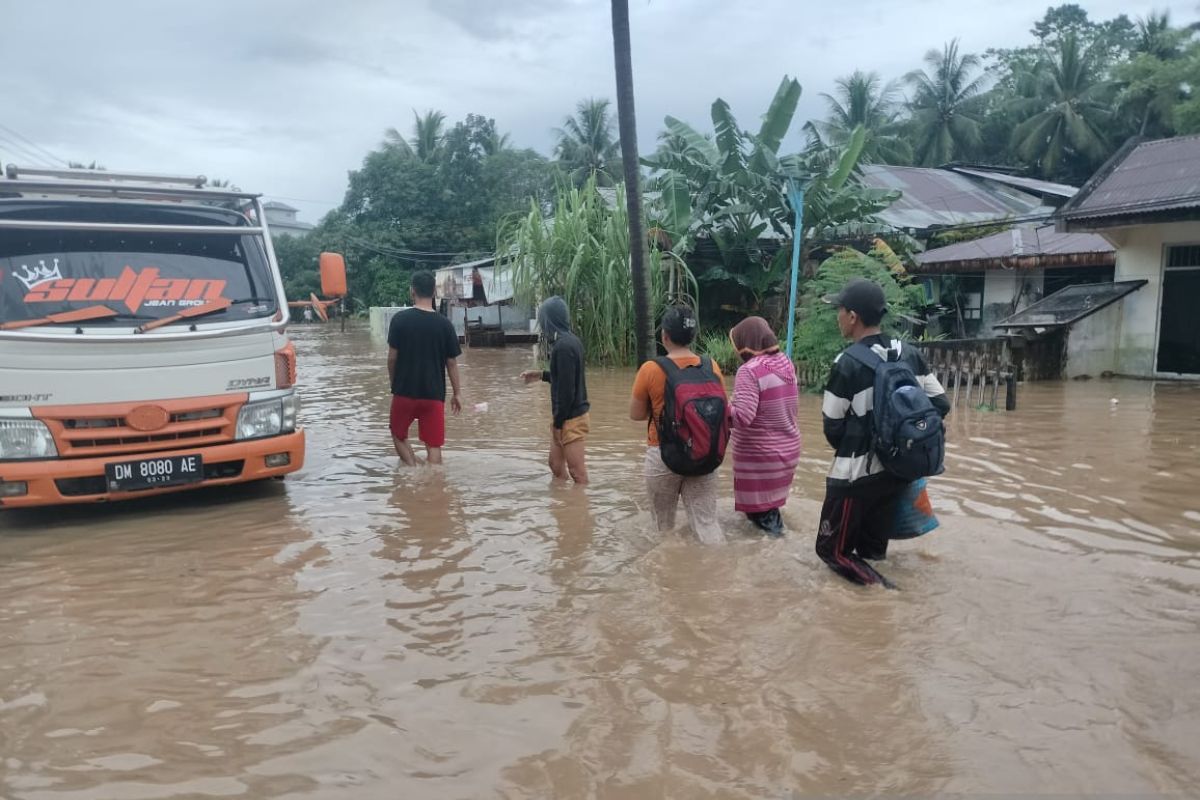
[729,352,801,513]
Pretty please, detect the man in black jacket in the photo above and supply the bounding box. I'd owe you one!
[522,296,590,484]
[817,278,950,587]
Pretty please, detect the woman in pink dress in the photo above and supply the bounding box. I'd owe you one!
[728,317,801,536]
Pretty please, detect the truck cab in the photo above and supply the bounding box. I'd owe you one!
[0,166,315,507]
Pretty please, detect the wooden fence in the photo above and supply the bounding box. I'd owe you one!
[794,338,1019,411]
[918,339,1017,411]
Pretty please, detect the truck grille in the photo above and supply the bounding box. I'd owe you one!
[36,395,243,458]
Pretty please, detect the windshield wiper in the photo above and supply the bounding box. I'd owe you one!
[135,296,277,333]
[2,304,120,331]
[138,298,233,332]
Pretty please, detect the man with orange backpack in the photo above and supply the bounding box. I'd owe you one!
[630,305,730,544]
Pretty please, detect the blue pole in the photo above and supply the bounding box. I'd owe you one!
[784,181,805,359]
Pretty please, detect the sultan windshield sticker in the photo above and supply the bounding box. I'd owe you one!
[21,266,229,313]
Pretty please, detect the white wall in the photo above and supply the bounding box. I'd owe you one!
[981,269,1043,334]
[368,306,409,341]
[450,304,533,336]
[1106,221,1200,377]
[1065,301,1121,378]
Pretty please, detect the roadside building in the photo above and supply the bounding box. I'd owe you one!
[263,201,314,238]
[1050,134,1200,378]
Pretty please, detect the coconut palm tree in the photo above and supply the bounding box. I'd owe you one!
[554,98,621,188]
[1012,33,1112,180]
[384,109,446,161]
[809,70,912,164]
[1135,11,1184,59]
[904,40,987,166]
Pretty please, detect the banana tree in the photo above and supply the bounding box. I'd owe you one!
[641,77,802,312]
[643,79,900,313]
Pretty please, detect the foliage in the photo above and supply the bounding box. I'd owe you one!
[926,221,1013,249]
[554,98,621,188]
[385,109,447,161]
[272,113,555,309]
[790,247,926,390]
[807,71,912,165]
[1115,20,1200,137]
[905,40,988,165]
[1011,33,1114,181]
[643,76,898,323]
[497,177,695,366]
[698,330,739,375]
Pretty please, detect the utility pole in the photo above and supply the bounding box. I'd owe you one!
[611,0,654,365]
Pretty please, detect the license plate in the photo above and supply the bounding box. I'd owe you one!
[105,454,203,492]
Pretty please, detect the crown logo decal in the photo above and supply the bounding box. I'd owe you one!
[14,259,63,291]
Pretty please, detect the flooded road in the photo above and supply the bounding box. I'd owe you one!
[2,324,1199,798]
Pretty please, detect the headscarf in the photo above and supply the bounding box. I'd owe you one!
[537,296,572,342]
[730,316,780,363]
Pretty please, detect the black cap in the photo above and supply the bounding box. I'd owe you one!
[822,278,887,317]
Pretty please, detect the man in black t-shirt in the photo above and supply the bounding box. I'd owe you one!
[387,270,463,466]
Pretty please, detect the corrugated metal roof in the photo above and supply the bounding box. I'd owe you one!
[949,168,1078,199]
[1060,134,1200,222]
[915,224,1113,269]
[860,164,1052,231]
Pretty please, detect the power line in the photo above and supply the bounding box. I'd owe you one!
[0,133,57,169]
[0,124,69,167]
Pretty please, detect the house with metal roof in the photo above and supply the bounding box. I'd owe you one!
[1053,134,1200,378]
[263,201,315,238]
[859,164,1067,238]
[912,223,1115,337]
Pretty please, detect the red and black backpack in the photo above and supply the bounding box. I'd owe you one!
[653,356,730,476]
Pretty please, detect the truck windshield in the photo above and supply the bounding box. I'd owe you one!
[0,226,278,328]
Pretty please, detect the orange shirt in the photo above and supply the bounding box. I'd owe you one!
[632,355,725,446]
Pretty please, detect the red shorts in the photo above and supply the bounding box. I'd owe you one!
[390,396,446,447]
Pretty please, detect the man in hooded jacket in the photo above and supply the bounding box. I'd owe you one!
[522,296,590,484]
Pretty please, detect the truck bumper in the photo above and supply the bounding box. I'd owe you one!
[0,430,305,508]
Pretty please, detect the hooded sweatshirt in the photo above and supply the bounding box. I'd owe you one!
[538,297,590,429]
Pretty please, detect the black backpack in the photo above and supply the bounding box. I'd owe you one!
[845,343,945,482]
[654,356,730,476]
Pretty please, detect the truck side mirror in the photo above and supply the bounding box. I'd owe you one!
[319,252,347,298]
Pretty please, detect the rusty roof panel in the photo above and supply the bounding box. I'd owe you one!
[859,164,1051,231]
[916,224,1113,266]
[1061,134,1200,221]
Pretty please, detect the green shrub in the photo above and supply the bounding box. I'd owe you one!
[698,330,739,375]
[790,247,925,390]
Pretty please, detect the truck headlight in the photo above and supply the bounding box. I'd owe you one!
[235,394,298,441]
[0,419,58,460]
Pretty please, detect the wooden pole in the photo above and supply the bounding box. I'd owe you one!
[611,0,654,366]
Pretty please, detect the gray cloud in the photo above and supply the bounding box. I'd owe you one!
[1,0,1195,223]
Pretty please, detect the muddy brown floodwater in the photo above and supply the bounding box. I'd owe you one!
[2,324,1199,799]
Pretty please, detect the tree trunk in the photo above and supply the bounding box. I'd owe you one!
[611,0,655,365]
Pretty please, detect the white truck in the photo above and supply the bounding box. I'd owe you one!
[0,166,333,508]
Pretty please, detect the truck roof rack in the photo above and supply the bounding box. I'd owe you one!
[0,163,261,203]
[6,164,208,187]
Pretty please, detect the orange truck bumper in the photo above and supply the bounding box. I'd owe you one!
[0,430,305,508]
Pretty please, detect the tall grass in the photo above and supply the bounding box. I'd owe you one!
[698,330,739,375]
[498,177,696,366]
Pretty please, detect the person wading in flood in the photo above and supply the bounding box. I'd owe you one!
[522,296,590,484]
[630,305,728,544]
[728,316,801,536]
[387,270,463,466]
[817,278,949,587]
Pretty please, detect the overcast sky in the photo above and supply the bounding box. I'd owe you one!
[3,0,1197,223]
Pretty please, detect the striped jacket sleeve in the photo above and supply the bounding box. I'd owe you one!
[821,354,853,449]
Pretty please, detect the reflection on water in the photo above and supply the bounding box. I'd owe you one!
[2,324,1198,798]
